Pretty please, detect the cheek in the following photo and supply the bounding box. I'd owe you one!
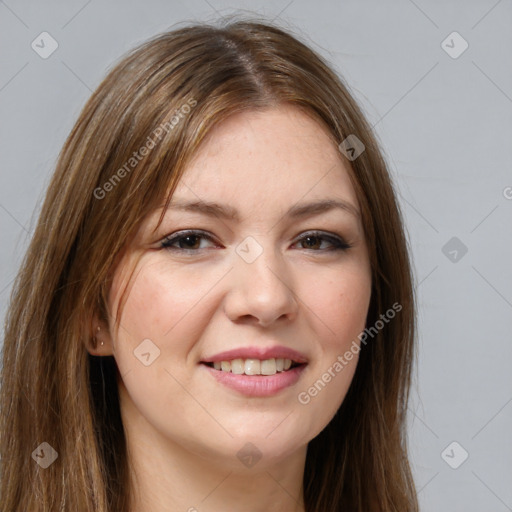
[294,264,371,430]
[107,256,223,371]
[306,263,372,349]
[107,258,218,434]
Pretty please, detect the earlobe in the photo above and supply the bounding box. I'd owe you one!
[86,318,113,356]
[95,326,104,347]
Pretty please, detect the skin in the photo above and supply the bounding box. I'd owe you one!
[92,104,372,512]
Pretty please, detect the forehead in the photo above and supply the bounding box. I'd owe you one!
[171,105,359,216]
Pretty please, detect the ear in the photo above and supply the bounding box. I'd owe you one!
[85,313,114,357]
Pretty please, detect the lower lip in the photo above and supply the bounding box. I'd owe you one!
[200,363,307,397]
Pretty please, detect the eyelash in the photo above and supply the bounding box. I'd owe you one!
[160,229,352,253]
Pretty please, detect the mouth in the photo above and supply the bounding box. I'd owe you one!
[200,358,307,376]
[200,358,308,397]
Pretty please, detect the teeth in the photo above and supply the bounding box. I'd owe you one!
[231,358,244,374]
[261,358,276,375]
[209,358,296,375]
[244,359,260,375]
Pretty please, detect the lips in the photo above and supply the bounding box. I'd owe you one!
[199,346,309,396]
[200,345,309,364]
[200,360,308,396]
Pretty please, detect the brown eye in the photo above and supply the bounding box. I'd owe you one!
[300,235,323,250]
[176,235,201,249]
[161,230,217,252]
[295,232,351,251]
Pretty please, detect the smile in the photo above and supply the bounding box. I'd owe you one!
[202,357,303,375]
[200,359,308,397]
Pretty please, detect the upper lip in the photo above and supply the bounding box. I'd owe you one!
[201,346,309,364]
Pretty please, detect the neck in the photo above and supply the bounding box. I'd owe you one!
[119,382,307,512]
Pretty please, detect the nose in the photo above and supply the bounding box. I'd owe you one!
[223,242,299,327]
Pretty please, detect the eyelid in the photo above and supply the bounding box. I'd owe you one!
[160,229,219,250]
[160,229,352,253]
[294,230,352,250]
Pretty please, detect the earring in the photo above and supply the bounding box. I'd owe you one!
[94,326,104,347]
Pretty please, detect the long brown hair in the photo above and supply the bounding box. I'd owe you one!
[0,18,418,511]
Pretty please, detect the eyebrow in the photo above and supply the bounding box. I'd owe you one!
[163,198,360,221]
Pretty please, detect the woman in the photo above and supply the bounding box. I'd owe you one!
[0,19,418,511]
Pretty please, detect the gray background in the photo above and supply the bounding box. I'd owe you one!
[1,1,511,510]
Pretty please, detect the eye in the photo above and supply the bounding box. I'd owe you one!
[161,230,218,252]
[160,230,351,254]
[293,231,351,251]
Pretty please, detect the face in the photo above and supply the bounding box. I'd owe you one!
[106,104,372,471]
